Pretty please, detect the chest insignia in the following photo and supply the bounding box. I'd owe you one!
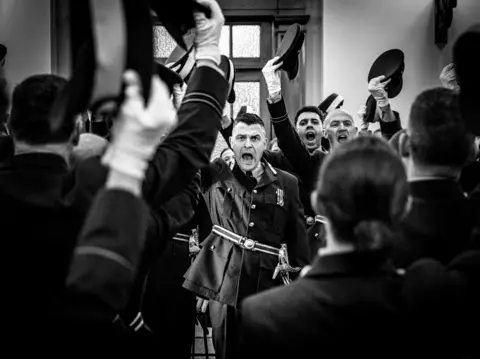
[276,188,284,207]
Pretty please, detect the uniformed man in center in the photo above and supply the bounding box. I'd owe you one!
[183,112,310,359]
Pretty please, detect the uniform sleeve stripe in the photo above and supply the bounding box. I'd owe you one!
[271,113,289,122]
[184,92,223,114]
[182,98,222,118]
[74,246,135,272]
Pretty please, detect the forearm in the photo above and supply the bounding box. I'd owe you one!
[268,97,312,177]
[144,66,229,203]
[379,108,402,140]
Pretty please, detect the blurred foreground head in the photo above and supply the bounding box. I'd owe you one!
[400,88,475,178]
[8,74,81,147]
[311,136,408,254]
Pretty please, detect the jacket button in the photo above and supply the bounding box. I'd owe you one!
[249,222,254,227]
[210,245,215,250]
[314,233,319,237]
[251,204,256,209]
[253,189,257,194]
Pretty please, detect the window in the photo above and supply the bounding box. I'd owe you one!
[153,22,273,138]
[222,23,271,137]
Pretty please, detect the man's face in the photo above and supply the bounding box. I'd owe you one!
[324,112,357,149]
[230,122,267,172]
[221,148,235,168]
[296,111,323,150]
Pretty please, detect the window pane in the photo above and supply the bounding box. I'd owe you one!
[230,82,260,119]
[220,26,230,56]
[153,26,177,58]
[232,25,260,58]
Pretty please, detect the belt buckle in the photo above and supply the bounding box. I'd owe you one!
[243,238,255,250]
[306,216,315,226]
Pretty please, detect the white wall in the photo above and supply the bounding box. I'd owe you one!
[0,0,51,91]
[323,0,480,126]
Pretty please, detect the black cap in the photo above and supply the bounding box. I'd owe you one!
[454,24,480,135]
[219,55,236,104]
[319,93,344,115]
[368,49,405,99]
[274,24,305,80]
[50,0,153,131]
[149,0,210,51]
[0,44,6,67]
[165,33,196,82]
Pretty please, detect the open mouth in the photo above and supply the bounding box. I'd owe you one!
[241,153,254,162]
[337,133,348,143]
[305,131,316,142]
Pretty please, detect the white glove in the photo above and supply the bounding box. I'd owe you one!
[439,63,460,91]
[368,75,390,108]
[172,83,187,109]
[102,70,178,180]
[262,57,283,98]
[193,0,225,65]
[357,105,369,131]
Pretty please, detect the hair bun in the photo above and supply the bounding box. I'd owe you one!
[353,220,393,252]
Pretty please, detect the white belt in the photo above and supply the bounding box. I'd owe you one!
[211,225,279,257]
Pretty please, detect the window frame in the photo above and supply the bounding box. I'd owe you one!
[222,22,271,70]
[151,21,274,139]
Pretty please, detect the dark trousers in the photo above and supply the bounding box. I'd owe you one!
[209,301,237,359]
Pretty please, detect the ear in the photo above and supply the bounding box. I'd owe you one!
[229,136,233,148]
[399,131,410,158]
[352,126,358,137]
[71,116,83,146]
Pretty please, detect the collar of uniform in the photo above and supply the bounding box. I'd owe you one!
[8,152,69,173]
[232,159,278,191]
[305,251,393,277]
[256,160,278,189]
[408,178,466,200]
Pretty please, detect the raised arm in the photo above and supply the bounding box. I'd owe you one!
[262,58,315,178]
[143,64,228,203]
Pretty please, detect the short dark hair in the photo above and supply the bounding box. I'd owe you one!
[294,106,324,125]
[8,74,72,145]
[408,87,474,169]
[234,112,265,129]
[314,136,408,253]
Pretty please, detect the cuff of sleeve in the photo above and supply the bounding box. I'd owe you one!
[268,97,289,123]
[379,115,402,136]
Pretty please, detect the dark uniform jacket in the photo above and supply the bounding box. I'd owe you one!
[38,189,148,353]
[0,66,228,330]
[404,249,480,358]
[62,189,148,337]
[393,179,476,268]
[236,251,408,359]
[183,159,310,307]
